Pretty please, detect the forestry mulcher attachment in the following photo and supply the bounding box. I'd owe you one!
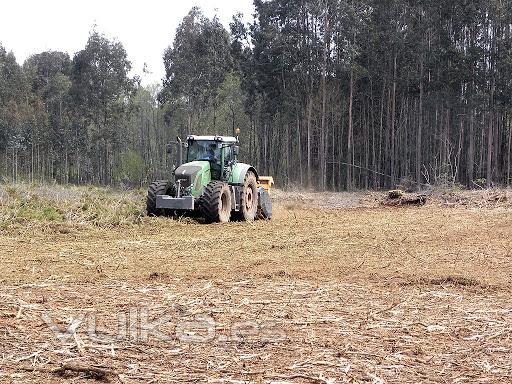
[147,132,273,223]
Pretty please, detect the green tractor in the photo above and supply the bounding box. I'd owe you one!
[147,134,273,223]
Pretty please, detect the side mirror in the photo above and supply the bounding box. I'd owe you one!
[233,146,240,157]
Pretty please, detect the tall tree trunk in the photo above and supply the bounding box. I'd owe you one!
[487,112,494,188]
[378,81,385,188]
[487,25,496,188]
[319,6,329,191]
[285,122,290,187]
[371,90,377,189]
[297,111,303,186]
[468,109,475,186]
[390,53,397,187]
[416,54,424,190]
[346,68,354,190]
[364,98,370,190]
[307,98,313,188]
[507,116,511,186]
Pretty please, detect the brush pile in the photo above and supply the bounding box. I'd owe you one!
[436,188,512,208]
[383,189,428,206]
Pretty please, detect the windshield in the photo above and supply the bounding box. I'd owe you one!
[187,141,222,163]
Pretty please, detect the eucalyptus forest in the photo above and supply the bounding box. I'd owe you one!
[1,0,512,190]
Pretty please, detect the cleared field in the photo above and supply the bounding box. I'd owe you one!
[1,192,512,383]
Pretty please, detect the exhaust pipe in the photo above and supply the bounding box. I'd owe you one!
[176,137,183,169]
[167,137,184,170]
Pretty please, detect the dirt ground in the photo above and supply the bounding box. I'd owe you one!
[1,194,512,383]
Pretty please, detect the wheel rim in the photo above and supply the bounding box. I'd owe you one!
[245,186,254,211]
[220,190,230,220]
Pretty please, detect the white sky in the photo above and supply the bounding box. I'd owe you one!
[0,0,254,85]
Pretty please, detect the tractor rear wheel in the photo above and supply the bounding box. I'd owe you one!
[234,171,258,222]
[147,180,169,217]
[199,181,232,223]
[257,187,272,220]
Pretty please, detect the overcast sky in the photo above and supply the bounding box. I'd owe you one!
[0,0,254,85]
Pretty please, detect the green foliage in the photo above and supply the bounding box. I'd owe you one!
[160,8,232,133]
[0,183,145,229]
[23,51,71,95]
[1,32,139,186]
[216,72,251,135]
[3,192,64,224]
[0,45,31,152]
[474,179,487,188]
[71,31,134,125]
[116,150,145,186]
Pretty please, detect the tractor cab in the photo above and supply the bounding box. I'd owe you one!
[185,136,239,180]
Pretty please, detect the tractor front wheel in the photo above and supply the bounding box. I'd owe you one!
[147,180,169,217]
[199,181,232,223]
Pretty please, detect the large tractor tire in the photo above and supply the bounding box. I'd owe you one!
[234,171,258,222]
[257,187,273,220]
[198,181,232,224]
[147,180,169,217]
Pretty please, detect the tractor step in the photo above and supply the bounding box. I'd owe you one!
[156,195,195,210]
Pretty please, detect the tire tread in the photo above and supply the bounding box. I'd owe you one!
[147,180,168,217]
[198,181,231,223]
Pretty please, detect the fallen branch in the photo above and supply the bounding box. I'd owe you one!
[21,363,116,382]
[267,374,333,383]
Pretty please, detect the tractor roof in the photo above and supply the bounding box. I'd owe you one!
[187,135,238,143]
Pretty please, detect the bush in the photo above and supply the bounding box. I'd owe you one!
[115,150,145,187]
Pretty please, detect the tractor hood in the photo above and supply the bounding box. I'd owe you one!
[174,161,211,197]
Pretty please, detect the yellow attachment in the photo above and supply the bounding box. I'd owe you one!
[257,176,274,194]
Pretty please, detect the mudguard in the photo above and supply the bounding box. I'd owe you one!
[229,162,259,186]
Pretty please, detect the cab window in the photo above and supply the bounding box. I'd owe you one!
[224,146,233,164]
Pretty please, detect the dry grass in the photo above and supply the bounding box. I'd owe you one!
[1,184,512,383]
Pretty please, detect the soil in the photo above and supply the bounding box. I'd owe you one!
[1,192,511,383]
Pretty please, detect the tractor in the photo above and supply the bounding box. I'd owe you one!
[147,133,273,223]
